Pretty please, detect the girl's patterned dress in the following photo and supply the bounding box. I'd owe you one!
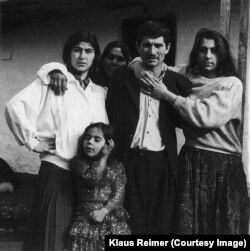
[65,157,130,251]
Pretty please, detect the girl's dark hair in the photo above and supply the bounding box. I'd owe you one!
[188,28,238,77]
[76,122,114,160]
[62,30,101,76]
[136,20,171,46]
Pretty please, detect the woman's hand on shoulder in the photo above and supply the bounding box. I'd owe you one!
[49,70,68,95]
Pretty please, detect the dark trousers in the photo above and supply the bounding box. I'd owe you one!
[124,149,176,234]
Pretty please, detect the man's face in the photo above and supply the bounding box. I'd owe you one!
[70,41,95,73]
[137,36,170,69]
[197,38,219,77]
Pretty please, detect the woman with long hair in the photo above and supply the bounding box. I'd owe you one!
[93,41,131,87]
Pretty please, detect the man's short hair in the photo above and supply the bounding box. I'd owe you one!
[136,20,170,45]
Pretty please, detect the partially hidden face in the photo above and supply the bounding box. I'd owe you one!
[137,36,170,69]
[197,38,219,77]
[83,127,106,157]
[70,41,95,73]
[103,47,127,76]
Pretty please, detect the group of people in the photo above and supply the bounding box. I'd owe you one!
[4,20,248,251]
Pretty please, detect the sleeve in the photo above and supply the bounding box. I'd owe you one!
[168,64,188,75]
[128,56,142,69]
[173,78,243,128]
[129,59,187,75]
[4,79,47,151]
[37,62,68,85]
[103,162,127,213]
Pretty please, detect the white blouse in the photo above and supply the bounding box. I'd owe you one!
[5,62,109,170]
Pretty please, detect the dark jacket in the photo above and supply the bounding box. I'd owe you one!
[106,68,192,185]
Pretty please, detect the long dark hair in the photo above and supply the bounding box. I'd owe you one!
[76,123,114,160]
[62,30,101,77]
[94,41,131,86]
[188,28,238,77]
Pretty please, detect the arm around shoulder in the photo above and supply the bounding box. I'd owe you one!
[37,62,68,85]
[172,77,243,128]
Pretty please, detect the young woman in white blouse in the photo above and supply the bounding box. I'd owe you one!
[5,31,108,250]
[132,28,248,234]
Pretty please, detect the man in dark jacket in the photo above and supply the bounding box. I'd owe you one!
[106,20,192,234]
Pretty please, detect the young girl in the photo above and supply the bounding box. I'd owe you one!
[65,123,130,251]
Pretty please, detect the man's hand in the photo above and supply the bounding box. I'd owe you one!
[49,70,68,95]
[33,138,57,154]
[89,208,109,223]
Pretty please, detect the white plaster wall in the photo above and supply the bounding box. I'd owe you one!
[243,1,250,195]
[0,0,243,174]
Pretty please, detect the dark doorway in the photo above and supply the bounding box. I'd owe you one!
[121,14,176,66]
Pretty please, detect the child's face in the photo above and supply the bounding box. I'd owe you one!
[83,127,106,157]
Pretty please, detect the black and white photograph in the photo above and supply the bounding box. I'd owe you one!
[0,0,249,250]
